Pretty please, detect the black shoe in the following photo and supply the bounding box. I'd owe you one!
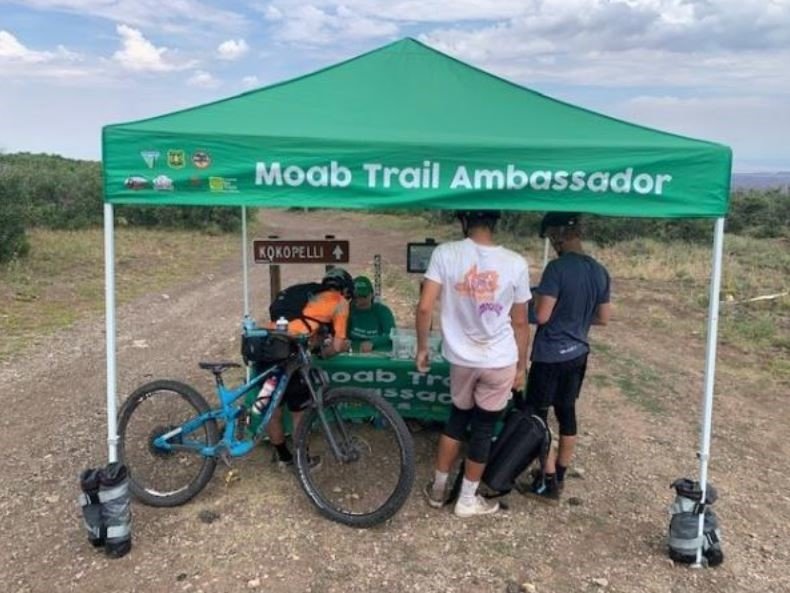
[523,473,561,505]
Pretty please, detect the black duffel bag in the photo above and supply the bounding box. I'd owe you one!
[241,330,292,365]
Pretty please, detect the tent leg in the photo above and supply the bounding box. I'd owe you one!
[241,207,251,381]
[104,203,119,462]
[242,206,250,317]
[694,217,725,567]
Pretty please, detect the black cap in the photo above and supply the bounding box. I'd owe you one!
[540,212,580,238]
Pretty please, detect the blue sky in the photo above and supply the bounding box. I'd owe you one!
[1,0,789,172]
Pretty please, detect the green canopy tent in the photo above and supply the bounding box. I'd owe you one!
[103,38,731,563]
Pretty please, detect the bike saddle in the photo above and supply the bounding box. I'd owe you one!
[198,361,241,373]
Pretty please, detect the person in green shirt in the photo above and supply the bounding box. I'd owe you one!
[347,276,396,353]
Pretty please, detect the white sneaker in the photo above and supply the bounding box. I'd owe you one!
[453,494,499,518]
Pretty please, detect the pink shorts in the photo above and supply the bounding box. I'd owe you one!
[449,363,517,412]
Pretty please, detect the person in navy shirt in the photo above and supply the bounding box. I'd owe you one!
[525,212,611,503]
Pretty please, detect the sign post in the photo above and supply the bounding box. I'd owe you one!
[373,254,382,298]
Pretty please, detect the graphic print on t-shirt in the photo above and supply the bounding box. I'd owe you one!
[454,265,503,316]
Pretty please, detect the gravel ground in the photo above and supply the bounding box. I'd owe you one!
[0,210,787,593]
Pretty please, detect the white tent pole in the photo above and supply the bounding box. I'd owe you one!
[242,207,250,317]
[694,216,725,566]
[103,203,119,463]
[241,207,251,381]
[542,237,550,270]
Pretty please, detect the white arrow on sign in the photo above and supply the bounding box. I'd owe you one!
[332,245,345,261]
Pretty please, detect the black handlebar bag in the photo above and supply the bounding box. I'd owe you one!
[241,330,293,365]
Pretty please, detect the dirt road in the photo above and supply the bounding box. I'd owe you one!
[1,210,787,593]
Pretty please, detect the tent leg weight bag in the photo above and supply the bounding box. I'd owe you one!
[78,468,105,548]
[77,462,132,558]
[668,478,723,567]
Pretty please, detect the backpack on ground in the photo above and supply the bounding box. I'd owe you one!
[446,392,551,503]
[481,403,551,495]
[268,282,324,325]
[668,478,724,567]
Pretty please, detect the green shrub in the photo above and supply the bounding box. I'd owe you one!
[0,168,31,263]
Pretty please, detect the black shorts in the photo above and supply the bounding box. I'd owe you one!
[524,353,587,436]
[281,373,312,412]
[525,353,588,408]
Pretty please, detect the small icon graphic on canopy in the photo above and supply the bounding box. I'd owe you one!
[167,150,186,169]
[153,174,174,191]
[140,150,160,169]
[192,151,211,169]
[124,176,149,190]
[209,176,238,193]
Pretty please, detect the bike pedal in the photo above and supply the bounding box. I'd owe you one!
[219,449,233,468]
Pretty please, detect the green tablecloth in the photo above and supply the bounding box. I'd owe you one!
[315,353,451,422]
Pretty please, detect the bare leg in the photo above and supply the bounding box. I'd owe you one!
[266,407,286,445]
[543,435,576,473]
[435,435,462,473]
[464,459,485,482]
[557,435,576,468]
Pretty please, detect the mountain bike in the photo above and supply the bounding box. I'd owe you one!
[117,330,416,528]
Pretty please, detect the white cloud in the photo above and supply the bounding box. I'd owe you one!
[415,0,790,93]
[242,75,260,88]
[259,1,528,23]
[0,30,89,80]
[217,39,249,61]
[14,0,248,34]
[187,69,220,88]
[0,30,81,63]
[263,4,398,46]
[112,24,193,72]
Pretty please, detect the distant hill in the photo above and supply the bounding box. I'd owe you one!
[732,172,790,190]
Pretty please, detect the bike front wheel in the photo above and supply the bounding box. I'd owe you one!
[293,388,415,527]
[118,380,219,507]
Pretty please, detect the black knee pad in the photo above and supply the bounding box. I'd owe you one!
[443,405,473,441]
[554,402,577,436]
[467,407,503,464]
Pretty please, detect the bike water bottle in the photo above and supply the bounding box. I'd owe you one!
[252,373,279,416]
[275,316,289,332]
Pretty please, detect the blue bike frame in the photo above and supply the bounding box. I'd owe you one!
[152,362,294,459]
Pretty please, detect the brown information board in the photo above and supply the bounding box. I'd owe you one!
[253,239,350,264]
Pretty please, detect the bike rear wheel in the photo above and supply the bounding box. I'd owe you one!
[293,388,415,527]
[118,380,219,507]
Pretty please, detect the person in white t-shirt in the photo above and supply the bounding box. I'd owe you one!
[416,210,531,518]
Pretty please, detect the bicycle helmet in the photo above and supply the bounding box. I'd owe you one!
[321,267,355,298]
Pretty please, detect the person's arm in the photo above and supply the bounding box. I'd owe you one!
[510,302,530,391]
[592,267,612,326]
[369,304,396,349]
[534,293,558,325]
[592,302,611,326]
[533,261,560,325]
[415,279,441,372]
[327,299,350,355]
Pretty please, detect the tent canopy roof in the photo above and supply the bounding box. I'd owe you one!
[103,38,731,217]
